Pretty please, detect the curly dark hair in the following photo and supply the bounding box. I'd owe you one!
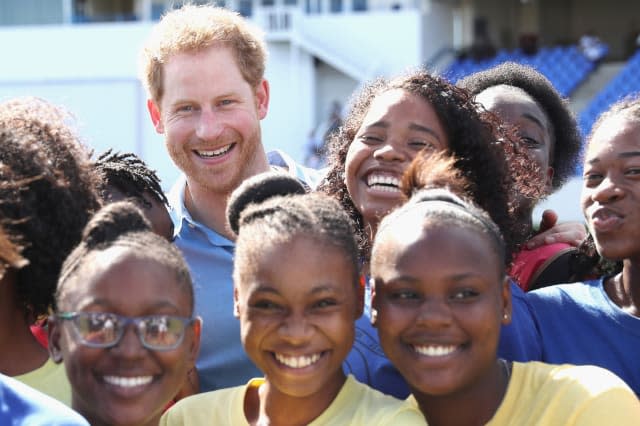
[0,97,101,319]
[457,62,582,190]
[399,151,513,266]
[94,149,169,209]
[318,69,539,258]
[57,200,193,312]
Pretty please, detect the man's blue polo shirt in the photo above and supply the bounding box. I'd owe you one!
[168,150,322,392]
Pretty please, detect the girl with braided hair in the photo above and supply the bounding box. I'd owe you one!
[161,172,424,425]
[48,201,201,426]
[94,149,173,241]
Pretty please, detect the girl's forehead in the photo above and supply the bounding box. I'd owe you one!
[589,115,640,152]
[60,247,174,300]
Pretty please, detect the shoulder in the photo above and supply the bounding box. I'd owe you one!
[527,279,603,308]
[517,362,636,399]
[0,373,89,425]
[14,358,72,406]
[267,150,325,190]
[540,363,640,421]
[492,362,640,425]
[160,385,245,425]
[325,377,425,425]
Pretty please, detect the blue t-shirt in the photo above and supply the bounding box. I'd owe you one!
[168,151,322,392]
[527,278,640,396]
[498,281,542,361]
[0,373,88,425]
[344,280,541,398]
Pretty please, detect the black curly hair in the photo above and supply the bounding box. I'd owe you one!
[318,69,539,258]
[0,97,101,319]
[399,151,513,266]
[228,171,360,287]
[56,200,193,312]
[457,62,582,190]
[94,149,169,209]
[374,183,509,278]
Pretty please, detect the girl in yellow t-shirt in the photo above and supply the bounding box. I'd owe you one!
[369,153,640,426]
[161,172,424,425]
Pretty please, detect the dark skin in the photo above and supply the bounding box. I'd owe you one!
[581,113,640,318]
[413,360,510,426]
[605,263,640,317]
[0,268,49,376]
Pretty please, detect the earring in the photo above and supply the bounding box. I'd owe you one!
[503,313,509,320]
[370,308,378,325]
[233,303,240,318]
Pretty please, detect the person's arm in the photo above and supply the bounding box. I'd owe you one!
[525,210,587,249]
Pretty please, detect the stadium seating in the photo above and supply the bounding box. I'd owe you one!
[578,49,640,137]
[443,45,596,98]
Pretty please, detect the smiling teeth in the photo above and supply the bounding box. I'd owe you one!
[104,376,153,388]
[367,174,401,192]
[413,345,457,357]
[275,353,321,368]
[197,144,233,158]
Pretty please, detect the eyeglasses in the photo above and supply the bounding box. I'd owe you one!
[56,312,196,351]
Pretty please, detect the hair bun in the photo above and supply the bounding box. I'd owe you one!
[227,171,306,235]
[82,201,152,248]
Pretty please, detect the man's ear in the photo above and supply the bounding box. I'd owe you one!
[48,317,64,364]
[370,277,378,327]
[147,99,164,134]
[233,287,240,318]
[254,79,270,120]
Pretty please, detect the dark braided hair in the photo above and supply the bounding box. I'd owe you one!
[318,69,539,258]
[227,171,360,287]
[56,200,193,312]
[458,62,582,190]
[94,149,169,209]
[0,97,100,319]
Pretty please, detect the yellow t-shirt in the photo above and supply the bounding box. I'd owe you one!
[161,374,425,425]
[406,361,640,425]
[14,358,72,406]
